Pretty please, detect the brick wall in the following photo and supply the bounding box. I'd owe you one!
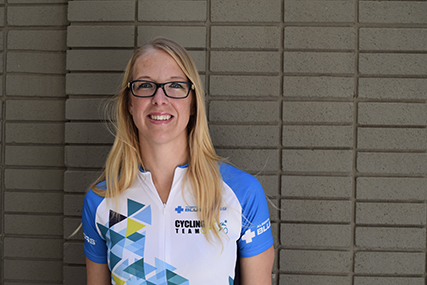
[2,0,68,284]
[1,1,426,284]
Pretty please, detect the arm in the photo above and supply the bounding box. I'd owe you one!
[86,258,111,285]
[83,190,110,284]
[240,245,275,285]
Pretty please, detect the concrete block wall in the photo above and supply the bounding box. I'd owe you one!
[0,1,426,284]
[2,0,68,284]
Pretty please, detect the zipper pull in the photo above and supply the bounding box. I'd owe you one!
[163,203,166,215]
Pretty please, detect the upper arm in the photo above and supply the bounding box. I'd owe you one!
[239,246,275,285]
[82,190,108,263]
[86,258,111,285]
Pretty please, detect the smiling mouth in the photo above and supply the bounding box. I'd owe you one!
[149,114,172,121]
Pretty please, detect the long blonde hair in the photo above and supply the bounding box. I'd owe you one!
[90,37,224,241]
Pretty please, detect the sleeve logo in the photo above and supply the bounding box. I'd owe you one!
[83,232,96,245]
[242,229,256,243]
[257,218,271,236]
[242,218,271,244]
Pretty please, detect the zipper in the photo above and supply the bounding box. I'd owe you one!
[162,201,168,279]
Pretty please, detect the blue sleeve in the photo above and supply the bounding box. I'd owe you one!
[82,188,108,264]
[220,164,274,258]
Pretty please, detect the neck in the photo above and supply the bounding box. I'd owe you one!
[139,139,189,203]
[142,146,189,174]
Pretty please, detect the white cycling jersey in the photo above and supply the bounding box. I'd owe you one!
[82,163,274,285]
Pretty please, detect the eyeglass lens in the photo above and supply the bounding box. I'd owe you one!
[131,81,190,98]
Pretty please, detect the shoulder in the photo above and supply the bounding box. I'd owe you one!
[83,182,106,211]
[219,163,263,198]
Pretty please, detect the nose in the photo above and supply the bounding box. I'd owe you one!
[151,86,168,105]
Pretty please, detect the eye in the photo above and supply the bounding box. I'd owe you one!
[135,81,154,90]
[168,82,186,89]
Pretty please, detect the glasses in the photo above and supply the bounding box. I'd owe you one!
[128,80,194,99]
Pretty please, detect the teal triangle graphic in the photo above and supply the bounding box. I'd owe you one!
[166,270,176,280]
[115,259,131,280]
[128,199,145,216]
[112,237,126,254]
[111,234,126,247]
[110,251,121,270]
[229,276,234,285]
[124,258,146,279]
[134,205,152,225]
[128,231,145,242]
[97,223,109,239]
[110,230,125,247]
[166,270,189,285]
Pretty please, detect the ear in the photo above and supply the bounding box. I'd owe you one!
[128,96,133,115]
[190,92,196,115]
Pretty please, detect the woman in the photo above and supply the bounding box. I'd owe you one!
[82,37,274,285]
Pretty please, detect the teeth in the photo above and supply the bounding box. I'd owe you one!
[150,115,171,121]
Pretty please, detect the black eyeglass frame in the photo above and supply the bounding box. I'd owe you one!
[127,80,195,99]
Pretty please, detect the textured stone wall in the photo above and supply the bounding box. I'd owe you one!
[1,1,426,284]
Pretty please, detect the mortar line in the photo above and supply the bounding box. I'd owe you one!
[276,0,285,284]
[205,0,211,118]
[351,1,361,284]
[134,0,139,49]
[1,2,8,284]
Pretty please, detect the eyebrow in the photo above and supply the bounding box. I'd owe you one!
[134,76,187,82]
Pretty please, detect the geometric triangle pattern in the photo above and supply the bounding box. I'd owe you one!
[144,258,189,285]
[166,269,189,285]
[110,252,122,270]
[112,273,126,285]
[133,205,152,225]
[144,262,157,276]
[109,210,127,228]
[97,223,109,240]
[128,199,145,217]
[110,230,125,248]
[126,218,146,237]
[98,199,189,285]
[111,236,126,260]
[155,258,176,273]
[128,231,145,242]
[124,258,146,279]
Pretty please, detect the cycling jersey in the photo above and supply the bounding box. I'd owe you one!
[82,163,273,285]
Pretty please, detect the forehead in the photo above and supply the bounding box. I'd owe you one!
[132,49,186,79]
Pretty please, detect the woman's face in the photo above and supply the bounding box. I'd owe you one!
[128,49,193,148]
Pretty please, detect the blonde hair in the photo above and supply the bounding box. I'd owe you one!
[90,37,224,241]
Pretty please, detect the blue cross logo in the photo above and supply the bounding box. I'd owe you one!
[175,206,184,214]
